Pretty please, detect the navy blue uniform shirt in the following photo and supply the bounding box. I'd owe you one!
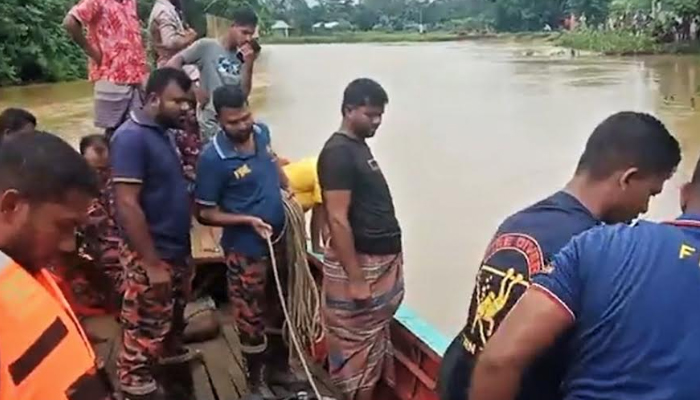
[110,110,192,262]
[533,214,700,400]
[439,191,599,400]
[194,123,284,258]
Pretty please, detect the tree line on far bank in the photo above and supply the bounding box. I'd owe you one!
[2,0,700,86]
[273,0,700,35]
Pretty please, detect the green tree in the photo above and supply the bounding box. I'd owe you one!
[0,0,86,85]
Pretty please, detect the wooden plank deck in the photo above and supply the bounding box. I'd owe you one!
[83,295,340,400]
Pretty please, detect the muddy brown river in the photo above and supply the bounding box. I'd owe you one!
[2,40,700,336]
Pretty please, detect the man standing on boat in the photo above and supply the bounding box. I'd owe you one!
[63,0,148,139]
[167,7,260,141]
[437,112,681,400]
[148,0,198,73]
[0,131,114,400]
[469,153,700,400]
[194,84,298,398]
[111,68,195,400]
[318,78,405,400]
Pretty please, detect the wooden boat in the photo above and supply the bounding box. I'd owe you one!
[82,221,448,400]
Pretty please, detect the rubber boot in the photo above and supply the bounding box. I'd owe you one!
[155,362,194,400]
[265,335,307,390]
[242,352,267,400]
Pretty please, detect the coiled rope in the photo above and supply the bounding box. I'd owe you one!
[266,192,324,399]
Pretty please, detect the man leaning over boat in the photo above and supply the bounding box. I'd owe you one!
[470,150,700,400]
[437,112,681,400]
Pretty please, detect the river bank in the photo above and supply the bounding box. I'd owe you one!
[259,31,555,44]
[554,30,700,55]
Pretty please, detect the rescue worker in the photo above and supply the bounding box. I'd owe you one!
[281,157,328,253]
[111,68,195,400]
[469,153,700,400]
[194,84,299,399]
[437,112,682,400]
[0,131,113,400]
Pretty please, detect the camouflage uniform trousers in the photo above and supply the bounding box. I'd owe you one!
[225,243,288,356]
[116,244,194,396]
[66,174,123,315]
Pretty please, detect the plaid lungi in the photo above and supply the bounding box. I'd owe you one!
[94,80,143,130]
[322,248,405,398]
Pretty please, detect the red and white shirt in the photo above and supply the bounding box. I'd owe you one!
[70,0,148,84]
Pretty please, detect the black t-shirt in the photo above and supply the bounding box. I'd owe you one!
[318,132,401,254]
[457,191,599,400]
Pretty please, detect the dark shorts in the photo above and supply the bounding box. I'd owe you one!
[438,335,473,400]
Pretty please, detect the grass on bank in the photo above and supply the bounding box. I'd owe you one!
[556,30,658,55]
[553,29,700,56]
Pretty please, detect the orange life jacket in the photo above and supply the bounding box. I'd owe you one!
[0,252,113,400]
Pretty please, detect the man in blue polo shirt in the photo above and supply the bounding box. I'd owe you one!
[468,159,700,400]
[438,112,682,400]
[111,67,194,400]
[194,84,295,398]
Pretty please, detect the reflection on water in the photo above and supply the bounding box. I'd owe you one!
[2,41,700,336]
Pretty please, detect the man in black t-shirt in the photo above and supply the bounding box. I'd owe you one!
[318,78,404,400]
[437,112,681,400]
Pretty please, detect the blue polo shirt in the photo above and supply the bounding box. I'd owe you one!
[110,110,192,262]
[194,123,284,258]
[533,215,700,399]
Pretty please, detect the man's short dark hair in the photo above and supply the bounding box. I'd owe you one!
[0,108,36,135]
[79,134,109,155]
[0,131,99,202]
[232,7,258,26]
[575,112,681,179]
[145,67,192,97]
[341,78,389,115]
[213,85,247,114]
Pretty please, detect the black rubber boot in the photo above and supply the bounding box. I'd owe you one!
[155,350,199,400]
[242,352,267,400]
[265,335,307,390]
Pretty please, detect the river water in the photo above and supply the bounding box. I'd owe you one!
[2,40,700,337]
